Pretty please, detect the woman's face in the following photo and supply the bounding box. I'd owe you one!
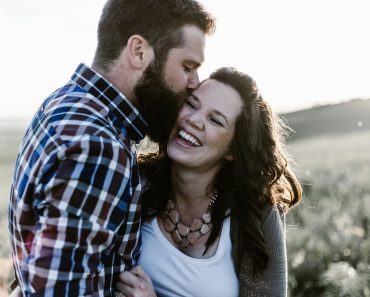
[167,79,243,172]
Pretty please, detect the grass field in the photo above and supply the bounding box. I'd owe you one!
[0,124,369,296]
[0,123,25,296]
[286,131,370,296]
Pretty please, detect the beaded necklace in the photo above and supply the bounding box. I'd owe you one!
[163,192,217,250]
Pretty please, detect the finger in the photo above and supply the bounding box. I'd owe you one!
[114,292,127,297]
[116,279,142,297]
[130,266,151,282]
[118,270,140,288]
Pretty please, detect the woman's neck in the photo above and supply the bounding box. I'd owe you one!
[170,163,218,214]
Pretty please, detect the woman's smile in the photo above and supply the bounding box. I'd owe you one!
[176,128,202,147]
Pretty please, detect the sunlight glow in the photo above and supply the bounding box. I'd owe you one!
[1,0,369,119]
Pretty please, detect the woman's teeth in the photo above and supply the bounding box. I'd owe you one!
[178,129,202,147]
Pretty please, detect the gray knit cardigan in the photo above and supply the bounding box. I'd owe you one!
[230,204,287,297]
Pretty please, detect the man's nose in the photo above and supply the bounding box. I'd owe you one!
[187,71,200,90]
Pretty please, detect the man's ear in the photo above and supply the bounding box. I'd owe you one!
[126,35,154,70]
[225,152,234,161]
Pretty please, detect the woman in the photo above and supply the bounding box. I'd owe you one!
[116,67,302,297]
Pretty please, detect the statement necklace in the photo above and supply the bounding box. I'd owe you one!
[163,192,217,250]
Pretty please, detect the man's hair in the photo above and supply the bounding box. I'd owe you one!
[93,0,216,71]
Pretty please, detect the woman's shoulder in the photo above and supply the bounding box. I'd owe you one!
[259,203,287,263]
[261,203,284,222]
[229,203,284,239]
[260,203,286,235]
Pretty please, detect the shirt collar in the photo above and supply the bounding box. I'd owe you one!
[71,63,148,143]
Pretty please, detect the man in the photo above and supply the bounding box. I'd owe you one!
[8,0,215,295]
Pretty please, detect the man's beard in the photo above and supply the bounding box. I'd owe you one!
[134,63,189,145]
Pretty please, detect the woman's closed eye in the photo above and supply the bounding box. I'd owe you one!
[185,99,197,109]
[210,117,224,127]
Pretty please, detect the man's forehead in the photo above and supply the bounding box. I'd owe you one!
[179,25,206,60]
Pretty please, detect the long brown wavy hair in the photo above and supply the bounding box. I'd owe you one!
[138,67,302,274]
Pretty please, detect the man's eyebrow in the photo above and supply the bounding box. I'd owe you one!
[184,59,201,68]
[190,94,229,125]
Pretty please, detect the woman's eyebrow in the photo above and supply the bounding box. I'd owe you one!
[189,93,200,102]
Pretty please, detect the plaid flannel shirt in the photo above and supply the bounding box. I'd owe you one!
[8,63,147,296]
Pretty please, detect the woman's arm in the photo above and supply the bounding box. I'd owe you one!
[239,204,287,297]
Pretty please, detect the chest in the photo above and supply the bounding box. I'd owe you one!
[138,217,239,297]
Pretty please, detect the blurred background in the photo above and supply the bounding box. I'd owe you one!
[1,0,369,296]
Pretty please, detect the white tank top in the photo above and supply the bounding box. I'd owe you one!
[138,216,239,297]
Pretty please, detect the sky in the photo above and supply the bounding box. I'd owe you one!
[1,0,370,120]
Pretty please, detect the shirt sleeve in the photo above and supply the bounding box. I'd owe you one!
[239,204,287,297]
[20,134,131,296]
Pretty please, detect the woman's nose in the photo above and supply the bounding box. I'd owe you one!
[186,112,204,130]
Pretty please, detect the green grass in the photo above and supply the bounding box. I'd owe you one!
[1,124,369,296]
[0,125,25,295]
[286,131,370,296]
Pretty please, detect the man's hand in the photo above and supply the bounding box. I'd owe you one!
[115,266,157,297]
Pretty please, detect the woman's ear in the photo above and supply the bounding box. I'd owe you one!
[225,152,234,161]
[126,35,154,70]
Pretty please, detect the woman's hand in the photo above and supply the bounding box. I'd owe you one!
[115,266,157,297]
